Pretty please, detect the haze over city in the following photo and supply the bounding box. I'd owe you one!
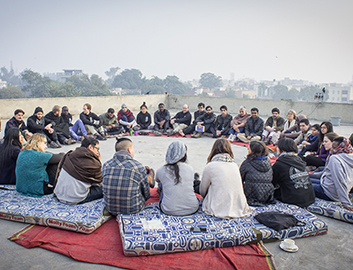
[1,0,353,84]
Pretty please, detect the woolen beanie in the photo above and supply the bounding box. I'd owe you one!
[34,107,43,114]
[165,141,186,164]
[121,103,127,109]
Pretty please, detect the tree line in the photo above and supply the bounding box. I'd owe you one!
[0,65,325,101]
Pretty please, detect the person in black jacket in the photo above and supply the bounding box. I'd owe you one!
[80,103,106,140]
[191,106,216,138]
[178,103,205,136]
[134,102,152,130]
[272,138,315,207]
[240,141,276,206]
[45,105,75,145]
[194,102,205,122]
[169,104,192,135]
[237,107,264,143]
[214,105,232,138]
[153,103,171,133]
[27,107,61,148]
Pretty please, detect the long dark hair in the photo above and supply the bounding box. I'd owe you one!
[166,153,187,185]
[247,141,268,160]
[0,128,22,170]
[319,121,333,142]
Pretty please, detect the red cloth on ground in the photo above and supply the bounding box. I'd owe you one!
[10,219,275,270]
[9,188,275,270]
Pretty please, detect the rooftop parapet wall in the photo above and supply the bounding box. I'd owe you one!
[0,94,352,123]
[0,95,167,119]
[166,95,353,124]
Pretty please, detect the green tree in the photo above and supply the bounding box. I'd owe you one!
[0,85,24,99]
[257,83,268,97]
[105,66,120,85]
[163,75,186,94]
[48,81,81,97]
[272,85,289,100]
[287,88,300,101]
[112,68,144,90]
[224,89,236,98]
[21,69,52,98]
[66,73,111,96]
[199,72,222,90]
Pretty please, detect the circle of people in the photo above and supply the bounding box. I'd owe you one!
[1,101,353,218]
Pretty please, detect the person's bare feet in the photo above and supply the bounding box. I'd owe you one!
[178,129,185,137]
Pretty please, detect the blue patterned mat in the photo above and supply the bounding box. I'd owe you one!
[0,185,111,234]
[118,200,327,256]
[306,197,353,224]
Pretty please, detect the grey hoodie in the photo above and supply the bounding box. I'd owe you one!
[321,153,353,206]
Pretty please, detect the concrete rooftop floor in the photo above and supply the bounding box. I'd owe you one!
[0,116,352,269]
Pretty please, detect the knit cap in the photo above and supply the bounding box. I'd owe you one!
[121,103,127,109]
[34,107,43,114]
[165,141,186,164]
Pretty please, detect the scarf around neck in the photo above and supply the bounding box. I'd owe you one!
[211,153,235,163]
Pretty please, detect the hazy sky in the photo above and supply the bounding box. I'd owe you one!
[1,0,353,84]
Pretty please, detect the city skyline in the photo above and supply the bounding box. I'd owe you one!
[1,0,353,84]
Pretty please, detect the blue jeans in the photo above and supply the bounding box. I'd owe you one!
[310,177,333,201]
[70,119,87,141]
[229,127,244,136]
[120,116,135,132]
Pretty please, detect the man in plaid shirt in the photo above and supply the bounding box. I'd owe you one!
[102,137,155,215]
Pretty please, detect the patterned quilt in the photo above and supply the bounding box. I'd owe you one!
[118,200,328,256]
[306,197,353,224]
[0,185,111,234]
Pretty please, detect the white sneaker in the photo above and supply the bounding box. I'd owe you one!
[228,134,235,141]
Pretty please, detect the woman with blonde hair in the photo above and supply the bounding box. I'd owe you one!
[200,138,252,218]
[16,133,64,197]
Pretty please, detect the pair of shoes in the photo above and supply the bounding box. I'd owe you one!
[55,140,62,147]
[64,138,76,145]
[96,134,107,141]
[49,141,61,148]
[193,132,202,138]
[162,129,168,135]
[191,131,197,138]
[228,134,235,141]
[153,131,162,136]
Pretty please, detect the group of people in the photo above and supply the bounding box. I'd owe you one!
[0,101,353,219]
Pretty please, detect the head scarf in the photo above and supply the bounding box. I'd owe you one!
[332,137,353,155]
[165,141,186,164]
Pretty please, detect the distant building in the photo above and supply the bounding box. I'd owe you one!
[0,79,7,89]
[61,69,83,81]
[110,88,122,95]
[325,83,353,103]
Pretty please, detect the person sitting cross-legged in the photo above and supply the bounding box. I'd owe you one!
[156,141,199,216]
[27,107,61,148]
[309,136,353,211]
[54,137,103,205]
[214,105,232,138]
[62,106,87,142]
[5,109,32,140]
[228,106,250,142]
[272,138,315,208]
[237,107,264,144]
[190,106,217,138]
[153,103,171,134]
[102,137,155,215]
[261,107,284,145]
[45,105,76,145]
[118,104,135,133]
[99,108,124,135]
[133,102,152,131]
[169,104,192,135]
[80,103,106,141]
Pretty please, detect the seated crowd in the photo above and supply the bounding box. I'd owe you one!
[0,101,352,218]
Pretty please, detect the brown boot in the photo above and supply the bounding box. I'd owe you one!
[194,132,202,138]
